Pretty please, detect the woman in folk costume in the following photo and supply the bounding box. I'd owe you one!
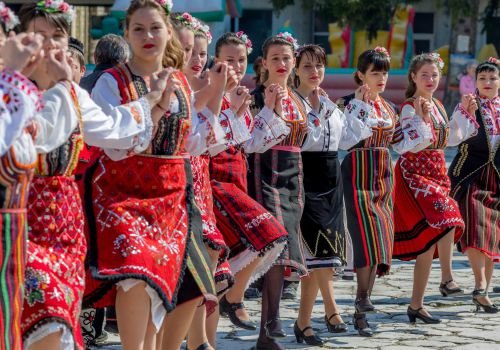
[449,58,499,313]
[87,1,230,349]
[16,1,169,349]
[293,44,376,345]
[174,14,238,350]
[0,24,44,350]
[336,48,429,336]
[248,32,342,350]
[392,53,478,324]
[204,32,290,349]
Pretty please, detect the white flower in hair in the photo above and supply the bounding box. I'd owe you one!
[156,0,173,14]
[277,32,299,51]
[236,31,253,54]
[36,0,75,23]
[428,52,445,70]
[0,2,19,31]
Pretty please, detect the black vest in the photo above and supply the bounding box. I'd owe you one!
[448,101,500,200]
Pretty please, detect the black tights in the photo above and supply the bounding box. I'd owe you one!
[259,265,285,338]
[355,265,377,301]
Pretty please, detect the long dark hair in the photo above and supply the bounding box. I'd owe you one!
[475,60,499,78]
[354,49,391,85]
[261,35,294,84]
[294,44,326,88]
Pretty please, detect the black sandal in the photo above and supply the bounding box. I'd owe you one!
[472,289,498,313]
[324,313,348,333]
[219,295,257,330]
[439,279,463,297]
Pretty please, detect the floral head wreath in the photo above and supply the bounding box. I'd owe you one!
[156,0,173,15]
[175,12,194,28]
[35,0,75,23]
[192,18,212,44]
[0,2,19,31]
[277,32,299,51]
[427,52,445,70]
[236,31,253,54]
[374,46,391,61]
[487,57,499,66]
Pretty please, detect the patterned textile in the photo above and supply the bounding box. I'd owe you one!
[190,155,228,259]
[457,164,499,260]
[88,155,191,311]
[393,150,464,260]
[300,151,346,269]
[22,177,86,349]
[341,148,394,276]
[247,150,307,277]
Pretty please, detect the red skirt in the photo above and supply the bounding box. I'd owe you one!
[210,149,287,276]
[87,155,191,312]
[190,155,229,260]
[393,150,464,260]
[22,176,86,349]
[456,164,500,261]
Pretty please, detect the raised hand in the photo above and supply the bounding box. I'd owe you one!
[414,96,431,124]
[462,93,478,116]
[354,84,370,102]
[226,67,239,92]
[158,73,181,112]
[264,83,279,110]
[0,32,43,73]
[45,49,73,83]
[274,86,287,117]
[209,62,228,94]
[228,86,251,117]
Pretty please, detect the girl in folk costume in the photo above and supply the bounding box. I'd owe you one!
[208,32,290,348]
[293,44,375,345]
[0,25,43,350]
[16,1,168,348]
[336,48,427,336]
[248,32,323,350]
[87,1,228,349]
[175,15,236,350]
[392,53,478,324]
[449,58,500,313]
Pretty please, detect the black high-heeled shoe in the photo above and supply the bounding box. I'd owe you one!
[219,295,257,330]
[355,297,375,313]
[324,313,348,333]
[253,337,285,350]
[407,306,441,324]
[439,279,463,297]
[352,312,373,337]
[186,343,211,350]
[293,321,324,346]
[264,318,286,339]
[472,289,499,314]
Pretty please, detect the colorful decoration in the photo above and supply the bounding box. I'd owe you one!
[0,2,19,31]
[236,31,253,54]
[35,0,75,23]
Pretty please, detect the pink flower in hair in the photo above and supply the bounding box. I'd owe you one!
[0,3,19,31]
[236,31,253,54]
[374,46,391,61]
[488,57,499,65]
[277,32,299,50]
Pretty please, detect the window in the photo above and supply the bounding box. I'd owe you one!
[239,9,273,62]
[312,11,332,54]
[413,12,434,52]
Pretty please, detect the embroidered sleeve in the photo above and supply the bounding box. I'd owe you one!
[338,106,373,150]
[0,69,42,156]
[391,103,434,154]
[185,102,226,156]
[343,98,379,134]
[243,106,290,153]
[447,103,480,147]
[89,74,154,160]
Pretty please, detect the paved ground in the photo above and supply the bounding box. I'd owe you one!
[97,252,500,350]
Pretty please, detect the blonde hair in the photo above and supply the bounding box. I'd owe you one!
[126,0,184,69]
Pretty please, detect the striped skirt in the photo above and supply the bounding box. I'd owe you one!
[0,210,27,350]
[341,148,394,276]
[247,149,307,278]
[456,164,499,260]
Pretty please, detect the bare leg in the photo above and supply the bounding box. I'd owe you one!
[316,268,344,324]
[206,307,219,348]
[296,273,319,336]
[155,324,165,350]
[437,229,459,288]
[162,297,202,350]
[116,282,157,350]
[27,329,63,350]
[467,248,494,305]
[224,257,262,321]
[410,245,435,317]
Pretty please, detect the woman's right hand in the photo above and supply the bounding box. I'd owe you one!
[264,84,279,110]
[1,32,43,74]
[414,96,431,124]
[45,49,73,83]
[354,84,370,102]
[228,86,251,117]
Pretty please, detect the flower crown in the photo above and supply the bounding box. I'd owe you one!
[35,0,75,23]
[0,2,19,31]
[175,12,194,27]
[487,57,499,65]
[156,0,173,15]
[427,52,445,70]
[374,46,391,61]
[192,18,212,44]
[236,31,253,54]
[277,32,299,51]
